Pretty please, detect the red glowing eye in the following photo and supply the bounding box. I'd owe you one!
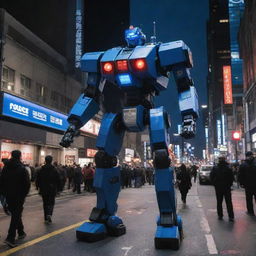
[135,59,146,70]
[103,62,113,72]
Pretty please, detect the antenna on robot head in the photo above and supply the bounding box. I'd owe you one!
[150,21,157,44]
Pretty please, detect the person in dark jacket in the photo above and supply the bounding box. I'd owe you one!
[238,151,256,216]
[0,150,30,247]
[36,155,61,224]
[210,156,234,221]
[176,164,192,204]
[0,158,11,216]
[73,164,83,194]
[190,164,198,183]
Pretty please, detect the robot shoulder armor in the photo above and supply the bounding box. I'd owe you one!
[81,51,104,72]
[158,40,193,68]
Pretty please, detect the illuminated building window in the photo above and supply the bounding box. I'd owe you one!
[217,50,230,54]
[20,74,32,97]
[219,19,229,23]
[36,83,48,104]
[2,66,15,91]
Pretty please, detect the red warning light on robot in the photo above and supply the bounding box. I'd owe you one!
[116,60,128,72]
[102,62,114,74]
[134,59,146,70]
[232,131,241,141]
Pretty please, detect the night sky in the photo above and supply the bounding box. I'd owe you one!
[130,0,209,157]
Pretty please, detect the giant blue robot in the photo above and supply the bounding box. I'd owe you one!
[60,26,199,250]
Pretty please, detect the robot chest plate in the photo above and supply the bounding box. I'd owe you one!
[100,45,158,87]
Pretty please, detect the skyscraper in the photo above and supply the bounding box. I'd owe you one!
[207,0,244,161]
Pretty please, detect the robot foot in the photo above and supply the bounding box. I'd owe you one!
[76,217,126,242]
[154,225,182,250]
[76,221,107,242]
[106,216,126,237]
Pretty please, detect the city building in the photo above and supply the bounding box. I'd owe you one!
[207,0,244,161]
[0,9,99,166]
[0,1,143,166]
[238,0,256,152]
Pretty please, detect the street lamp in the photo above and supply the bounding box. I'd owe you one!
[232,131,241,163]
[201,105,208,109]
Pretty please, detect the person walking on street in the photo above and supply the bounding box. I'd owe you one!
[36,155,61,224]
[210,156,234,221]
[176,164,192,204]
[191,164,198,183]
[238,151,256,216]
[73,164,83,194]
[0,150,31,247]
[0,158,11,216]
[66,165,74,189]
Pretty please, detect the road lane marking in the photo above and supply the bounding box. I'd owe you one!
[196,184,218,255]
[205,234,218,254]
[200,212,211,234]
[0,220,86,256]
[121,246,133,256]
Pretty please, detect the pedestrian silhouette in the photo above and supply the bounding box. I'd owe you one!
[36,155,61,224]
[0,150,30,247]
[210,156,234,221]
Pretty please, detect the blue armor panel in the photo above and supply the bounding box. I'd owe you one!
[81,52,104,72]
[96,113,125,156]
[129,44,157,78]
[68,95,99,126]
[179,86,199,118]
[94,167,121,215]
[149,107,169,150]
[123,105,145,132]
[158,40,192,68]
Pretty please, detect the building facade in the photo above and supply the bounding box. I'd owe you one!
[0,9,99,166]
[239,0,256,152]
[207,0,244,161]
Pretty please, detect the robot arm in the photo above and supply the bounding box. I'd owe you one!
[60,52,104,148]
[158,41,199,139]
[173,66,199,139]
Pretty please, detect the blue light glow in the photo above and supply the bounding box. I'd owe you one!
[2,93,69,131]
[118,74,132,85]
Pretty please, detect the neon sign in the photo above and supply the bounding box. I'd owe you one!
[223,66,233,104]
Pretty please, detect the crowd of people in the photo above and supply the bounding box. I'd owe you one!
[1,149,256,248]
[0,152,98,247]
[120,164,155,189]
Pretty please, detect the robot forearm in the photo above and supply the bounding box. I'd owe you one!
[60,95,100,148]
[178,86,199,139]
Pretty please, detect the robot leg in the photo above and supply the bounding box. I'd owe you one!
[76,113,126,242]
[149,107,183,250]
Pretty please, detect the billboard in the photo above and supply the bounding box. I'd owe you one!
[1,93,100,135]
[2,93,68,131]
[223,66,233,104]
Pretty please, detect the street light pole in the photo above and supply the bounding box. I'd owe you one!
[235,140,238,163]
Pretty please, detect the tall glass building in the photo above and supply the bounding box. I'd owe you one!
[207,0,244,161]
[228,0,244,93]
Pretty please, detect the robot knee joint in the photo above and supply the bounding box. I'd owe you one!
[95,150,117,168]
[153,149,170,169]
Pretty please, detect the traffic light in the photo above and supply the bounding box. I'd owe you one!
[232,131,241,141]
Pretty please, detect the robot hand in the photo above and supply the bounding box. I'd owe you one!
[180,115,196,139]
[60,124,80,148]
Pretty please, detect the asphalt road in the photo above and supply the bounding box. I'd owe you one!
[0,182,255,256]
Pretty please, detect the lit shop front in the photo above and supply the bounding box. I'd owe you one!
[78,148,98,166]
[0,92,99,165]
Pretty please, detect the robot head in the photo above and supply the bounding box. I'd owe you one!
[125,25,146,48]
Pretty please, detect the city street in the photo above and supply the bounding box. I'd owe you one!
[0,182,255,256]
